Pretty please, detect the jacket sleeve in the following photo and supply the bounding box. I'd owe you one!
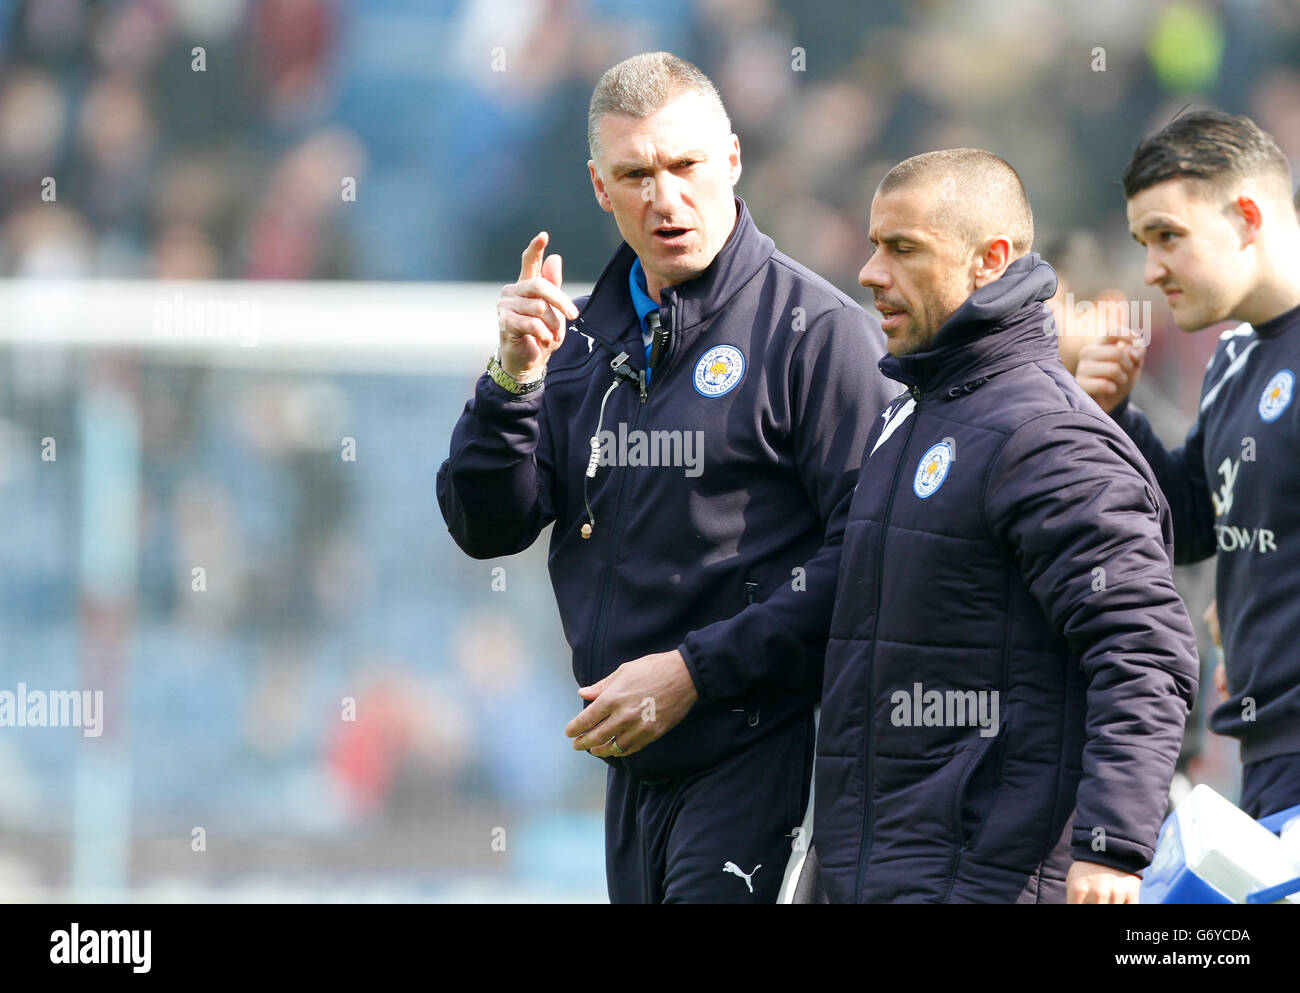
[678,305,894,701]
[985,412,1199,875]
[436,371,557,559]
[1110,397,1216,565]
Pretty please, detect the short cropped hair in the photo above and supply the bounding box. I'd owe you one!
[878,148,1034,257]
[1122,110,1293,202]
[587,52,731,165]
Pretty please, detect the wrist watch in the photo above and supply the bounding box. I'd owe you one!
[487,350,545,395]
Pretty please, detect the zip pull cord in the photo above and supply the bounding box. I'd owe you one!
[581,351,634,538]
[585,378,620,479]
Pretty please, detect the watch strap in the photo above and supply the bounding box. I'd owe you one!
[487,350,545,395]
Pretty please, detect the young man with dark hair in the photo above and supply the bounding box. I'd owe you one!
[816,148,1198,904]
[1077,110,1300,819]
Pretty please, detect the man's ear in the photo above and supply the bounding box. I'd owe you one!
[589,160,613,213]
[728,133,742,187]
[1235,195,1263,245]
[972,235,1013,289]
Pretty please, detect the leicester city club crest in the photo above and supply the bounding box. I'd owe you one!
[694,345,745,397]
[1258,369,1294,422]
[913,442,953,499]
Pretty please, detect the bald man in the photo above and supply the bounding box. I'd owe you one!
[812,149,1198,903]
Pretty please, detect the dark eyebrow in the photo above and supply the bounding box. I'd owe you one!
[610,161,648,178]
[610,151,708,179]
[1132,217,1185,242]
[869,231,919,247]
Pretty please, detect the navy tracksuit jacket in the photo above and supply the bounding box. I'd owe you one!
[437,197,893,901]
[816,254,1200,903]
[1111,302,1300,816]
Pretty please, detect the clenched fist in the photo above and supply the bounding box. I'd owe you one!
[496,231,579,383]
[1075,327,1147,415]
[1066,860,1141,904]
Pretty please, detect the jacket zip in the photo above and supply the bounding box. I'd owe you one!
[853,383,922,901]
[942,567,1016,900]
[583,300,676,690]
[651,295,681,385]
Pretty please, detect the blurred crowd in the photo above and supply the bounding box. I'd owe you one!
[1,0,1298,891]
[0,359,602,891]
[1,0,1297,289]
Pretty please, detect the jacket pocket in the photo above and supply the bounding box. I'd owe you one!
[954,720,1011,851]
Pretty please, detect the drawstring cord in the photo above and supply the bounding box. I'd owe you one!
[581,376,621,537]
[581,350,639,538]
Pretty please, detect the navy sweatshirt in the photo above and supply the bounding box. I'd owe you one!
[437,197,894,782]
[1113,301,1300,764]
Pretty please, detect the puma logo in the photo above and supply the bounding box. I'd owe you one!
[722,861,762,894]
[578,330,594,352]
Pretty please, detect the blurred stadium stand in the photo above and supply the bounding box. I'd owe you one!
[0,282,605,901]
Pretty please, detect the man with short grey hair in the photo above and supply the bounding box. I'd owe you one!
[438,52,893,902]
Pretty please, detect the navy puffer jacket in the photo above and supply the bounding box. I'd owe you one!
[816,254,1199,903]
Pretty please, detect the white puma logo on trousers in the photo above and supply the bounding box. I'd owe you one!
[722,861,762,893]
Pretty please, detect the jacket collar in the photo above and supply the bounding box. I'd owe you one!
[577,196,775,353]
[879,253,1061,398]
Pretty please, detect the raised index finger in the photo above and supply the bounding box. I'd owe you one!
[519,231,548,282]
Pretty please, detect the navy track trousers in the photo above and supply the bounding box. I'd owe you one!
[603,713,814,903]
